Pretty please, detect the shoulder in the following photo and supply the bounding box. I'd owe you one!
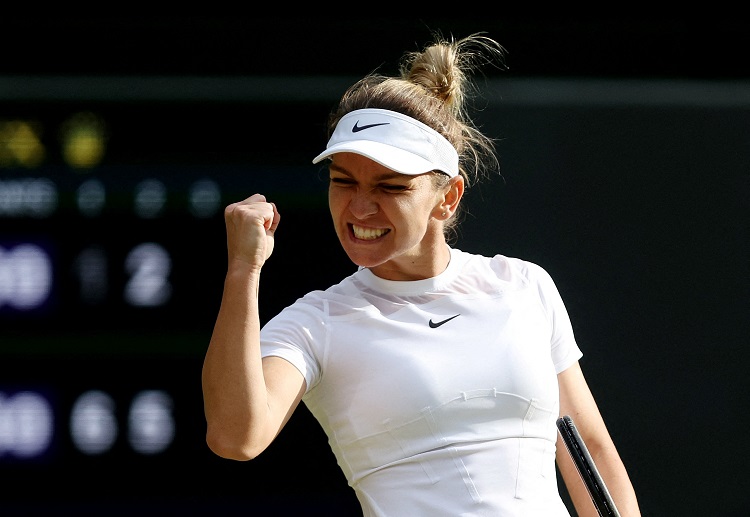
[268,270,370,322]
[457,248,552,286]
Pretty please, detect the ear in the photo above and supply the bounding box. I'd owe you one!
[435,176,465,220]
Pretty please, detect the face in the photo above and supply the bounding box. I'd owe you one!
[327,152,462,280]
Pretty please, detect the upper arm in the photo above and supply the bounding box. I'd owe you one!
[203,354,307,461]
[558,362,600,418]
[263,355,307,438]
[557,361,612,448]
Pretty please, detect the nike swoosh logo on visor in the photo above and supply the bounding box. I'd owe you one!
[428,314,460,328]
[352,121,390,133]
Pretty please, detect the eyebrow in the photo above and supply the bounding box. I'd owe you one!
[328,163,406,181]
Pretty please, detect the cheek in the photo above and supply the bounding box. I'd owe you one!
[396,193,439,221]
[328,189,345,216]
[391,199,431,234]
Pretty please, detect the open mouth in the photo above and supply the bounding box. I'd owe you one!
[351,224,390,240]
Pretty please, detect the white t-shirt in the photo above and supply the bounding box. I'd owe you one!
[261,247,582,516]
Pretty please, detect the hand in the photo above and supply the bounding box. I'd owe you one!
[223,193,280,269]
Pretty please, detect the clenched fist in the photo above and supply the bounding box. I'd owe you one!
[223,193,280,270]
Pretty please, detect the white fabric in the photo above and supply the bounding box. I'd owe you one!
[312,108,459,177]
[261,248,582,516]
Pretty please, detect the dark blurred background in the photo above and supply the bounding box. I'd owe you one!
[0,16,747,516]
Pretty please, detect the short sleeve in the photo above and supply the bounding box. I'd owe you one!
[260,299,326,391]
[527,262,583,373]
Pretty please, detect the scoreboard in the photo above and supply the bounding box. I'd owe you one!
[0,77,362,515]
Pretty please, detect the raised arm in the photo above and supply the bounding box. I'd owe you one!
[202,194,306,461]
[557,362,641,516]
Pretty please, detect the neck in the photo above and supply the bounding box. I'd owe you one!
[368,242,451,281]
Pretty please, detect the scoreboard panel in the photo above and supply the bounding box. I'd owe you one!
[0,81,362,515]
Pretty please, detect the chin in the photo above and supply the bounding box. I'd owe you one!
[343,248,384,269]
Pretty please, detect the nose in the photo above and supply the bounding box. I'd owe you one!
[348,188,379,219]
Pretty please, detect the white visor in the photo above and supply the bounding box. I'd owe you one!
[312,108,459,177]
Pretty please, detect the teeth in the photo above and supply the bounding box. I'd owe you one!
[352,225,387,240]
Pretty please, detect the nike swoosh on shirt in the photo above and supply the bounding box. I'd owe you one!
[428,314,460,328]
[352,121,390,132]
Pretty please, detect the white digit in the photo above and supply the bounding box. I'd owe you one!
[128,390,174,454]
[70,390,118,455]
[134,179,166,219]
[189,179,221,218]
[124,243,171,307]
[0,244,52,310]
[0,178,57,217]
[76,178,106,217]
[24,178,57,218]
[0,391,54,459]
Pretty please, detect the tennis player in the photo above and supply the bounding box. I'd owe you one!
[202,33,641,516]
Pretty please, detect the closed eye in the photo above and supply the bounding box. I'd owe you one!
[330,177,356,186]
[329,177,409,193]
[380,184,409,192]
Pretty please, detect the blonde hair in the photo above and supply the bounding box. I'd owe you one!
[324,33,506,189]
[323,33,506,237]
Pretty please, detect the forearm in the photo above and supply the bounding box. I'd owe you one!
[557,434,641,517]
[202,261,273,459]
[557,439,598,517]
[557,365,641,516]
[589,443,641,516]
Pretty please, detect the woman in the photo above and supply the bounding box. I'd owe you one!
[202,33,641,516]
